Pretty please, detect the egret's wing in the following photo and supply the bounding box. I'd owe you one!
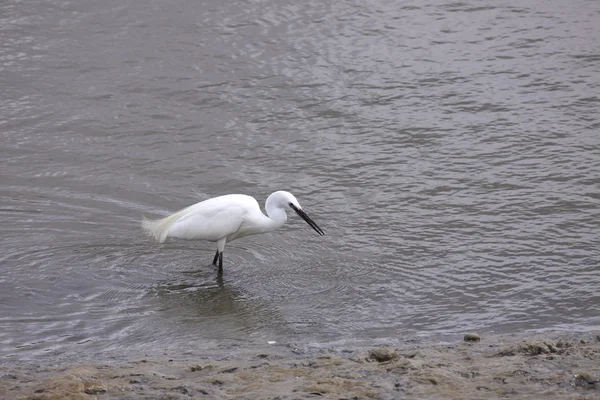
[142,194,259,243]
[164,200,249,242]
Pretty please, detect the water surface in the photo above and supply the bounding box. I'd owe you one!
[1,0,599,362]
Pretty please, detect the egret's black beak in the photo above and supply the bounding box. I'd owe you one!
[290,204,325,236]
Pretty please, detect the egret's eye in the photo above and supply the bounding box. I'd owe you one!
[289,202,294,207]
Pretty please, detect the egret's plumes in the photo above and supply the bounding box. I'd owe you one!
[142,191,324,272]
[141,206,192,243]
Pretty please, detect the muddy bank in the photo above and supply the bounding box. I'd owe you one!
[1,332,599,400]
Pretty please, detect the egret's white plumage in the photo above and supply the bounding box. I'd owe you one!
[142,191,324,271]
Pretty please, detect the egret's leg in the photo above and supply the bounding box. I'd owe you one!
[216,237,227,273]
[216,269,224,287]
[212,250,219,266]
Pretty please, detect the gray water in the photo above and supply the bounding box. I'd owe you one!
[1,0,599,363]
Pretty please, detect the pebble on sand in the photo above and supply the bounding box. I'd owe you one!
[464,333,481,342]
[368,348,398,362]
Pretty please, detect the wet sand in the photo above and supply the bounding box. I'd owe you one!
[2,332,599,400]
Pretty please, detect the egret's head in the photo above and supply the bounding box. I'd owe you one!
[283,191,302,210]
[267,190,299,209]
[268,190,324,236]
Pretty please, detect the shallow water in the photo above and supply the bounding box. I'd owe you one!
[1,0,599,362]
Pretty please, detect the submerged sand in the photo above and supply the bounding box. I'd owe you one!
[1,332,599,400]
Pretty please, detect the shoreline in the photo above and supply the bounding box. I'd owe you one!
[2,331,599,399]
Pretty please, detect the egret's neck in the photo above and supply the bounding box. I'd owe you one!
[263,202,287,232]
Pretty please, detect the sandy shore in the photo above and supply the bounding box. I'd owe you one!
[1,332,599,400]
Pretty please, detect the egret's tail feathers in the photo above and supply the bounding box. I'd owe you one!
[141,211,183,243]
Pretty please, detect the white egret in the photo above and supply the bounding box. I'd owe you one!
[142,190,324,272]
